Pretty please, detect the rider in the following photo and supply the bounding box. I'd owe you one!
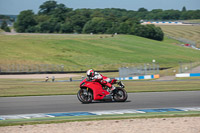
[86,69,115,93]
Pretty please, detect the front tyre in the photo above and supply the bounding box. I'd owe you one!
[77,89,93,104]
[113,87,128,102]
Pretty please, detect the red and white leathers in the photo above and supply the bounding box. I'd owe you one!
[87,70,115,91]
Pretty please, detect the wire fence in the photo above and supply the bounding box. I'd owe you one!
[179,61,200,73]
[158,61,200,77]
[119,63,159,77]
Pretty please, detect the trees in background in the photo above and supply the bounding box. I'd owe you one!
[13,1,200,41]
[0,15,12,32]
[1,20,10,32]
[14,10,37,32]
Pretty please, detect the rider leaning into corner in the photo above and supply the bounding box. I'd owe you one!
[86,69,116,93]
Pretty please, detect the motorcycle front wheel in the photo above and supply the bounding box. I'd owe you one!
[77,89,93,104]
[113,87,128,102]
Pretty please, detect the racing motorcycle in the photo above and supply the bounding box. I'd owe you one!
[77,77,128,103]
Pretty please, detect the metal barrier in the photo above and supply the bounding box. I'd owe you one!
[179,61,200,73]
[119,63,159,77]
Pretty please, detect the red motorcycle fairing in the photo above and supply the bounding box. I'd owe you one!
[80,78,110,100]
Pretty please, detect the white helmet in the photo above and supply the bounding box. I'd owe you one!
[87,69,95,78]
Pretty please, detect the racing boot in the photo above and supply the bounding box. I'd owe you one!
[109,85,116,94]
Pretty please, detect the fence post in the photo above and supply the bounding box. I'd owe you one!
[153,63,155,74]
[61,65,64,72]
[148,64,151,75]
[179,61,182,73]
[157,63,159,74]
[144,64,147,75]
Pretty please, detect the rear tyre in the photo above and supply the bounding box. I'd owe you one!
[77,89,93,104]
[113,87,128,102]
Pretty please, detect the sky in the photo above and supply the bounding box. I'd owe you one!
[0,0,199,15]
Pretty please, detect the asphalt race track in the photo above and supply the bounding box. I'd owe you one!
[0,91,200,115]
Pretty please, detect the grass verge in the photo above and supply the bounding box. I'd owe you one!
[0,78,200,97]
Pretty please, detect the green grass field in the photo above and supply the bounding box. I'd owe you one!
[0,33,200,70]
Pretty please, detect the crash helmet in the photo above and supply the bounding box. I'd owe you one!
[87,69,95,78]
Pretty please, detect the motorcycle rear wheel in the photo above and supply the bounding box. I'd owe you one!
[77,89,93,104]
[113,87,128,102]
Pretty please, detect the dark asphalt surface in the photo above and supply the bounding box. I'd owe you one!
[0,91,200,115]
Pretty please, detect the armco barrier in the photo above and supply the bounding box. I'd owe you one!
[115,74,160,80]
[142,21,183,25]
[176,73,200,77]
